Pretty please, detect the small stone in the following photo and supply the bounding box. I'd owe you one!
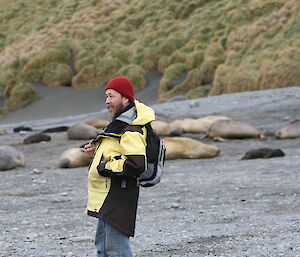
[69,236,91,242]
[170,203,180,209]
[31,168,42,174]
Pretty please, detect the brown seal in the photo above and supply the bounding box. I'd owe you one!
[67,123,99,140]
[151,120,180,137]
[241,148,285,160]
[23,133,51,144]
[163,136,220,160]
[169,115,230,134]
[0,129,7,135]
[208,119,261,139]
[59,147,91,168]
[84,115,110,129]
[275,120,300,139]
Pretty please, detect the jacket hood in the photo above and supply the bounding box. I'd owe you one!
[131,100,155,126]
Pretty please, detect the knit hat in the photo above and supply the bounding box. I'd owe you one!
[105,77,135,102]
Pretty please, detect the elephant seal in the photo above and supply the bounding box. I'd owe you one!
[151,120,180,137]
[169,115,230,134]
[208,119,261,139]
[42,126,69,133]
[275,120,300,139]
[0,129,7,135]
[84,115,110,129]
[59,147,91,168]
[241,148,285,160]
[67,123,99,140]
[23,133,51,144]
[163,137,220,160]
[0,146,25,171]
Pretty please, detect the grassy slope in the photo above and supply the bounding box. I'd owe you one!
[0,0,299,113]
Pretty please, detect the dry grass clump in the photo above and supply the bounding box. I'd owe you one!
[42,63,72,86]
[1,0,300,112]
[115,64,146,90]
[259,58,300,90]
[159,63,187,102]
[167,68,204,99]
[186,85,211,99]
[72,65,101,90]
[4,82,39,112]
[22,47,70,79]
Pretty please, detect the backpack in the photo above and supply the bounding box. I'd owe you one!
[138,123,166,187]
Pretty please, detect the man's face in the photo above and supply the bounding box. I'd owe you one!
[105,89,129,114]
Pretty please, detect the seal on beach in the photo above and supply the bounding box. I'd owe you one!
[151,120,180,137]
[241,148,285,160]
[275,120,300,139]
[23,133,51,144]
[42,126,69,133]
[13,126,33,133]
[58,147,91,168]
[0,129,7,135]
[169,115,230,134]
[67,123,99,140]
[208,119,262,139]
[0,145,25,171]
[163,136,220,160]
[84,115,110,129]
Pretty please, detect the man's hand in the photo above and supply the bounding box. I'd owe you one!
[83,140,95,159]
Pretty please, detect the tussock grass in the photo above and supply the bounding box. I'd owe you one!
[4,82,39,112]
[0,0,300,112]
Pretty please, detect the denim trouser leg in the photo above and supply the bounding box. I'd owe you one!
[95,219,133,257]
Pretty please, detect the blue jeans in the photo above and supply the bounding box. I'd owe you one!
[95,219,133,257]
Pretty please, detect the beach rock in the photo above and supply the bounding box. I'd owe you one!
[67,123,99,140]
[23,133,51,144]
[0,145,25,171]
[163,136,220,160]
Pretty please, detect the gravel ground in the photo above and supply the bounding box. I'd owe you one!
[0,87,300,257]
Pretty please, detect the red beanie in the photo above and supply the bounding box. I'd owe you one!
[105,77,135,102]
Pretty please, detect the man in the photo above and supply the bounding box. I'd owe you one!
[84,77,155,257]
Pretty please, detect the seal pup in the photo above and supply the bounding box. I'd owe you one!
[241,148,285,160]
[67,123,99,140]
[42,126,69,133]
[163,136,220,160]
[23,133,51,144]
[13,126,33,133]
[0,145,25,171]
[275,120,300,139]
[59,147,91,168]
[208,119,262,139]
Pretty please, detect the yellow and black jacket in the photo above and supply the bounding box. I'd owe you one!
[86,100,155,236]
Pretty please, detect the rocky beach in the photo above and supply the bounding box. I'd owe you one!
[0,86,300,257]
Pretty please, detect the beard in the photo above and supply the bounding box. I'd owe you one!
[107,101,126,115]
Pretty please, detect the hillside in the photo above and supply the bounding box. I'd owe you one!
[0,0,299,116]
